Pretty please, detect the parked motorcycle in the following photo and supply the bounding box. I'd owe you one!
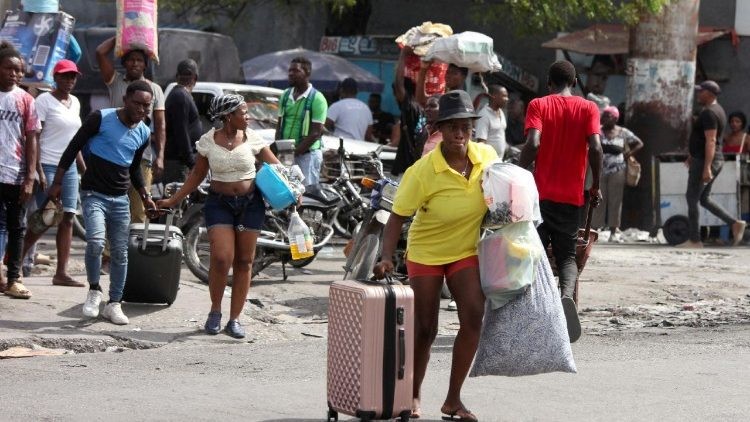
[318,144,383,239]
[181,196,335,284]
[340,149,409,282]
[180,140,335,284]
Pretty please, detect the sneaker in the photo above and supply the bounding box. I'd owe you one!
[102,302,129,325]
[82,289,103,318]
[609,232,624,243]
[732,221,747,246]
[447,300,458,311]
[224,319,245,339]
[204,311,222,335]
[561,296,581,343]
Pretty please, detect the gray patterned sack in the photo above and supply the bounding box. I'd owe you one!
[470,256,577,377]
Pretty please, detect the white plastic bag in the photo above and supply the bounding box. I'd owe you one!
[470,256,577,377]
[478,222,544,309]
[481,160,540,228]
[395,21,453,56]
[423,31,502,73]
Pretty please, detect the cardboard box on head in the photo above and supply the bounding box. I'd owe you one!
[0,10,75,87]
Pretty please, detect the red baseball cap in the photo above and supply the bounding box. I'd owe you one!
[53,59,81,75]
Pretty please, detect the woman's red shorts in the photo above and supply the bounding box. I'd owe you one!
[406,256,479,279]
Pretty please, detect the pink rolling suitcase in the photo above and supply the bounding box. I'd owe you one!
[327,278,414,421]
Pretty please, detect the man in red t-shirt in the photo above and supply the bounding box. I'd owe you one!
[519,60,603,343]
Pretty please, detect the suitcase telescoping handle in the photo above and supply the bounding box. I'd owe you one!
[398,327,406,380]
[141,208,175,252]
[360,273,398,285]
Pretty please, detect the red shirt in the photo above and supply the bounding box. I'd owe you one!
[525,95,600,206]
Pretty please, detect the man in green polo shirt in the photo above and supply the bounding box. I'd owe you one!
[275,56,328,186]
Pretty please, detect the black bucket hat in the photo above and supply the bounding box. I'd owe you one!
[436,90,479,123]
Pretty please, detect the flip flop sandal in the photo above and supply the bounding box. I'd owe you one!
[441,405,478,422]
[52,277,85,287]
[4,282,32,299]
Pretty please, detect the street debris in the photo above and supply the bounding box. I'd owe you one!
[0,345,70,359]
[581,298,750,334]
[247,298,265,308]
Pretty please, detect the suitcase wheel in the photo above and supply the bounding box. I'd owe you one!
[326,408,338,421]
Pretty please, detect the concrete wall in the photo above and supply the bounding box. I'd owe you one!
[697,0,750,120]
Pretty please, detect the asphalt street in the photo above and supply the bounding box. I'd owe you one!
[0,236,749,421]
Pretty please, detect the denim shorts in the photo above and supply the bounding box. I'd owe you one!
[204,189,265,231]
[36,163,78,214]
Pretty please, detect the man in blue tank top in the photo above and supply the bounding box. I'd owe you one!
[48,81,156,325]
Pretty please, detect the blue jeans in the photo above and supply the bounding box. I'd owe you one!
[294,149,323,187]
[36,163,78,213]
[81,190,130,302]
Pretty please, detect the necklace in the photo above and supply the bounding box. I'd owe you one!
[460,156,470,177]
[223,128,236,147]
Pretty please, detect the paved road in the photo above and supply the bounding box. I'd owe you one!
[2,326,748,421]
[1,237,749,421]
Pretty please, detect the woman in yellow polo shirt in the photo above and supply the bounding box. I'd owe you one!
[375,90,498,422]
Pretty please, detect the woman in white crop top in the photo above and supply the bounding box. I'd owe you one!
[158,94,280,339]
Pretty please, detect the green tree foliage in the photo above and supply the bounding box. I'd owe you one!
[160,0,357,25]
[470,0,672,34]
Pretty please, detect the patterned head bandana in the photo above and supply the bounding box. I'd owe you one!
[208,94,245,121]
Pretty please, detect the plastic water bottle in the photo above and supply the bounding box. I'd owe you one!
[288,210,314,260]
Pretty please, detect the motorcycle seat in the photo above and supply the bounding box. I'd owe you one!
[304,184,340,207]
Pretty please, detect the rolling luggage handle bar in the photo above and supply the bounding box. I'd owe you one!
[360,273,398,285]
[142,208,176,252]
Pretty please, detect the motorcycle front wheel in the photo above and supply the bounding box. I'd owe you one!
[185,222,234,286]
[344,233,380,280]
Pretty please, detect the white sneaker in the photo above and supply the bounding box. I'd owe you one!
[447,300,458,311]
[609,232,624,243]
[102,302,129,325]
[82,289,103,317]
